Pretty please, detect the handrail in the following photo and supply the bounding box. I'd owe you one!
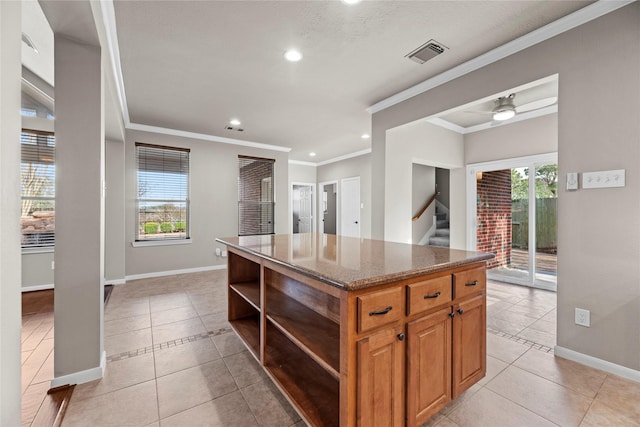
[412,191,440,222]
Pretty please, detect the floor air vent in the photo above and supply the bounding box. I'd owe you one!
[406,39,447,64]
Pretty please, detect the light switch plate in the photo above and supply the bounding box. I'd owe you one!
[582,169,625,189]
[566,172,578,191]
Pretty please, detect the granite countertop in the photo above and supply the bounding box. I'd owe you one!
[216,233,494,291]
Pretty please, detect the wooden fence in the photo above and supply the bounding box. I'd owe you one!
[512,198,557,253]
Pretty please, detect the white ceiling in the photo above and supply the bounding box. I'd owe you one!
[26,1,598,163]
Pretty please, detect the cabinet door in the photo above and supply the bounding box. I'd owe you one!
[357,326,404,427]
[406,307,452,427]
[452,294,486,398]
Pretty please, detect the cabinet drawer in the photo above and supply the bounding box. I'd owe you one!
[453,267,486,300]
[406,275,452,316]
[358,287,403,333]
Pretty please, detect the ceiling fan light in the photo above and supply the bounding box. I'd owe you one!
[493,108,516,121]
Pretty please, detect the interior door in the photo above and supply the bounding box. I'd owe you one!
[292,184,313,233]
[341,177,360,238]
[320,182,337,235]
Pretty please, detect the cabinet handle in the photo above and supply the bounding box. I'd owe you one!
[457,308,464,315]
[465,280,478,287]
[397,333,405,341]
[424,291,441,299]
[369,306,392,316]
[449,312,455,318]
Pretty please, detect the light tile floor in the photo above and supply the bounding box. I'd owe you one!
[54,271,640,426]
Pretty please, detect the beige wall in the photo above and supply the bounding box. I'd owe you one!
[317,153,371,239]
[1,1,23,423]
[105,140,126,282]
[385,120,464,244]
[372,4,640,371]
[411,164,436,244]
[465,113,557,164]
[125,129,289,276]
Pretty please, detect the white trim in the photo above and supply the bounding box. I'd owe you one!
[22,284,54,292]
[22,247,54,255]
[131,238,193,248]
[50,351,106,387]
[99,0,130,127]
[21,77,54,111]
[316,148,371,167]
[367,0,633,114]
[555,346,640,383]
[426,117,466,134]
[128,122,291,153]
[125,264,226,281]
[105,278,126,286]
[288,159,317,167]
[318,180,339,235]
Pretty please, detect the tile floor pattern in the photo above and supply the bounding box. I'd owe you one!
[22,271,640,426]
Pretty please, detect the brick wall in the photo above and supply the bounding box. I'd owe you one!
[477,170,512,270]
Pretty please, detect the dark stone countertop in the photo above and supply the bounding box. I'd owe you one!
[216,233,494,291]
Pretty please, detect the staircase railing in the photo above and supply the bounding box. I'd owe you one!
[412,191,440,222]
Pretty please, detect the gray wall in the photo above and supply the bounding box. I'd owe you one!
[125,129,289,276]
[435,168,450,209]
[465,113,557,164]
[105,140,126,282]
[317,153,371,239]
[372,4,640,371]
[1,1,23,423]
[289,162,317,184]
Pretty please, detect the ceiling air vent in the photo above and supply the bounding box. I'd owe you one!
[406,39,447,64]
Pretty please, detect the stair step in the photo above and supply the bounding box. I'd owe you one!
[437,220,449,228]
[428,236,450,247]
[436,212,447,221]
[435,228,450,237]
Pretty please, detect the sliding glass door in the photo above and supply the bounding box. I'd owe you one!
[467,154,557,291]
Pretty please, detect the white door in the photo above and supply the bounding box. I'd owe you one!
[341,177,360,238]
[292,184,313,233]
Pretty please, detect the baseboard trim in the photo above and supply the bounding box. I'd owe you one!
[125,264,227,281]
[105,278,126,285]
[22,283,54,292]
[50,351,106,388]
[554,345,640,383]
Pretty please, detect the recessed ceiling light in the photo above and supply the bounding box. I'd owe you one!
[361,133,370,139]
[342,0,361,4]
[309,152,316,157]
[284,49,303,62]
[230,119,241,126]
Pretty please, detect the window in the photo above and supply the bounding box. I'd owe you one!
[136,143,190,241]
[21,130,55,249]
[238,156,275,236]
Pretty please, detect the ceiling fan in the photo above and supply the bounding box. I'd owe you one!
[471,93,558,123]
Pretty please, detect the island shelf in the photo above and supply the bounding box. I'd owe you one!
[218,233,493,427]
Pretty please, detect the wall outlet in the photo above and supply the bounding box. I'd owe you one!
[51,261,55,270]
[575,308,591,327]
[215,248,221,257]
[222,250,228,258]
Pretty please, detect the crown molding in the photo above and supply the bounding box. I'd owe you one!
[316,148,371,166]
[127,122,291,152]
[367,0,633,114]
[425,117,466,134]
[288,160,318,167]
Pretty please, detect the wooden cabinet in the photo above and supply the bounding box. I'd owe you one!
[406,307,452,426]
[357,326,404,427]
[224,244,488,427]
[452,294,486,398]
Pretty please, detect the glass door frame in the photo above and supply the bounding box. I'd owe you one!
[466,152,557,291]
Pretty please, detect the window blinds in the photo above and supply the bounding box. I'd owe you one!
[136,143,190,241]
[238,156,275,236]
[21,130,55,249]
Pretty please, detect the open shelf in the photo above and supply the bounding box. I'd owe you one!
[265,324,340,427]
[266,288,340,378]
[230,281,260,310]
[230,316,260,361]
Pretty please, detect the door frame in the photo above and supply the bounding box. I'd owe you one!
[290,182,315,234]
[466,152,557,290]
[318,180,338,235]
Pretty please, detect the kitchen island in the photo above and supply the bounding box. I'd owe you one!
[216,233,494,427]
